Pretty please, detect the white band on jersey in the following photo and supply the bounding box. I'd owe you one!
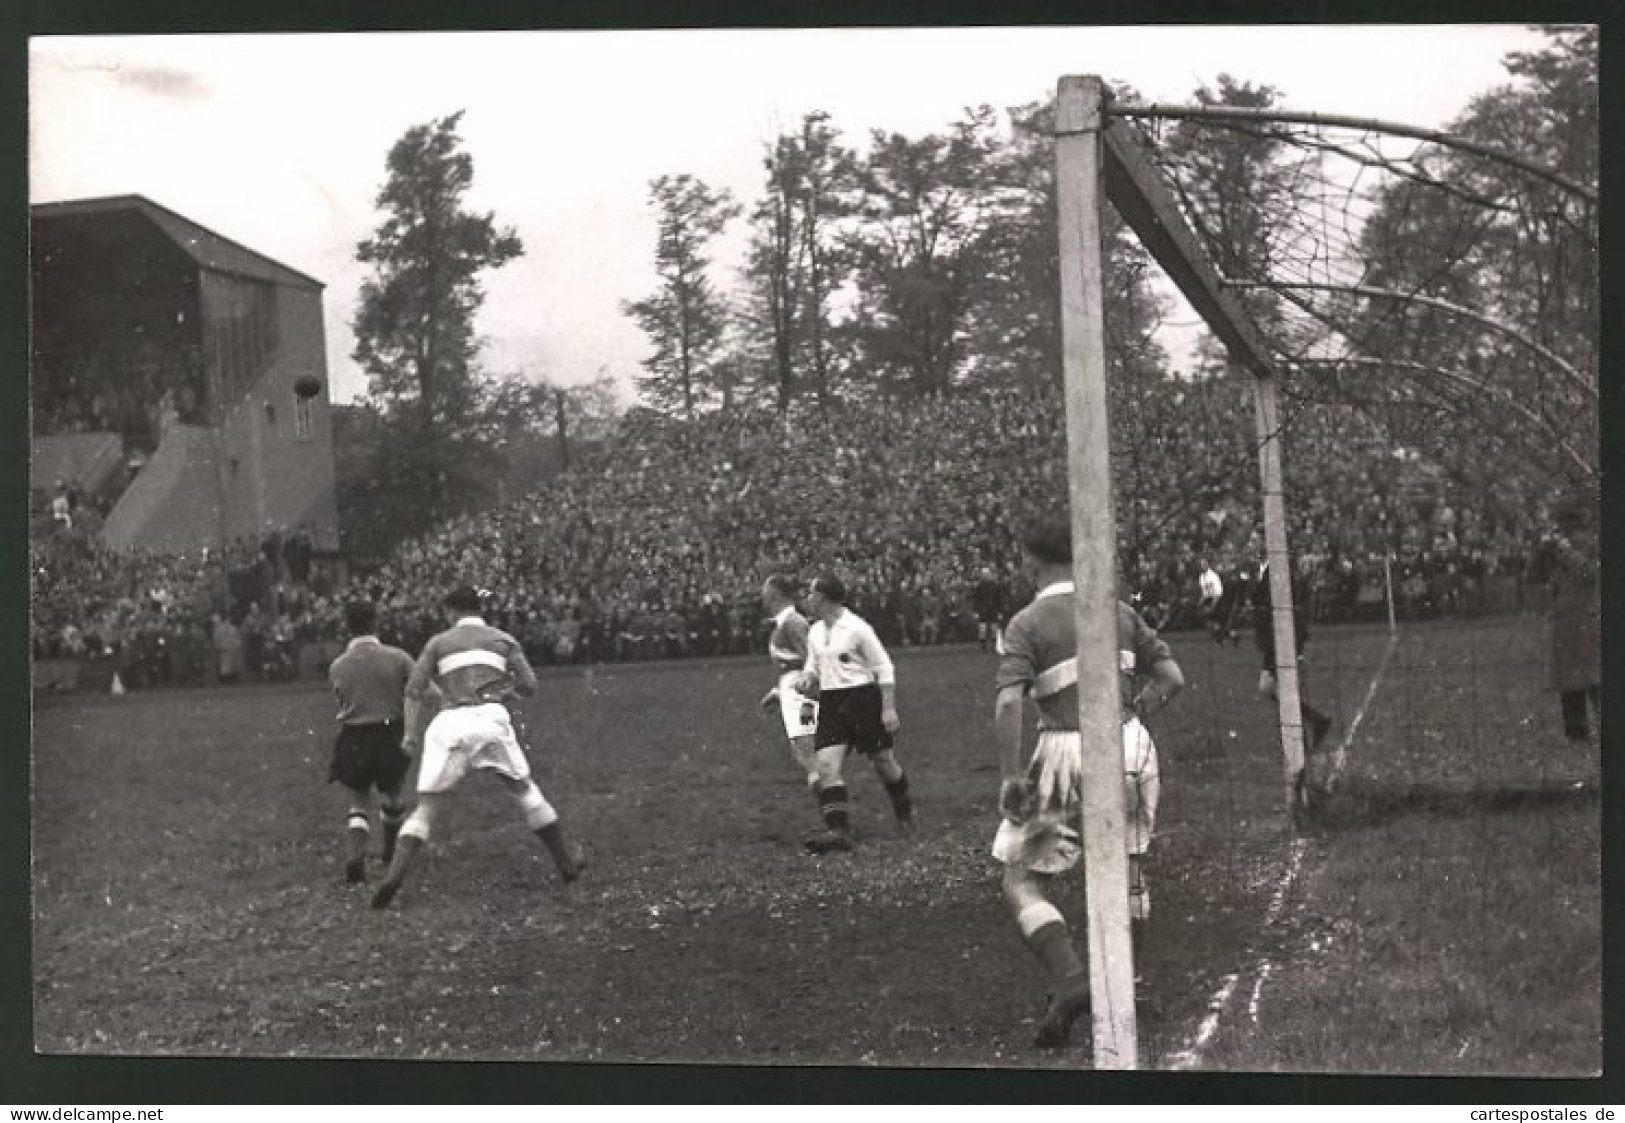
[437,649,507,676]
[1033,657,1077,700]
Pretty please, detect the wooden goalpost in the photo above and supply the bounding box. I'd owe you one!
[1053,74,1310,1069]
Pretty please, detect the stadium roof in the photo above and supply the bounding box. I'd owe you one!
[31,194,324,291]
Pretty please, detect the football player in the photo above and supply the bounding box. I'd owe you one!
[797,574,915,854]
[991,517,1184,1048]
[372,586,583,909]
[758,574,821,813]
[326,599,415,884]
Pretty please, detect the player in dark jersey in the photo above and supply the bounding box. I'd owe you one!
[1543,492,1599,742]
[1247,561,1334,814]
[992,517,1184,1048]
[327,600,416,884]
[371,586,583,910]
[759,575,820,815]
[971,567,1009,653]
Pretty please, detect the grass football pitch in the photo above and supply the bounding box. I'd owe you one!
[31,617,1600,1073]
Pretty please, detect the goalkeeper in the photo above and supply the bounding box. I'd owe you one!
[1246,560,1334,811]
[991,517,1184,1049]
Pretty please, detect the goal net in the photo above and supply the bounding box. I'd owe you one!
[1051,74,1599,1069]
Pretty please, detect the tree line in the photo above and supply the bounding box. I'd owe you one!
[339,27,1595,556]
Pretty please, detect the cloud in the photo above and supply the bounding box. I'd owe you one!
[110,63,209,100]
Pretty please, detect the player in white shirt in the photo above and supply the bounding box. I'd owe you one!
[758,575,821,812]
[794,574,914,854]
[1197,559,1227,643]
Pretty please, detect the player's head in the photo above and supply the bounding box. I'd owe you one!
[761,573,798,610]
[442,585,483,618]
[343,599,379,638]
[1021,516,1073,570]
[807,573,847,613]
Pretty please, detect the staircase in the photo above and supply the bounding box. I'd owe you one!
[99,425,222,552]
[30,431,124,504]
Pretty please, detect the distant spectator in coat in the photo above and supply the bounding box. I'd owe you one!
[1545,492,1599,743]
[211,612,243,684]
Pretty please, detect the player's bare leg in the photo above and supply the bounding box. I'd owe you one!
[805,744,854,853]
[789,734,822,821]
[869,748,915,834]
[495,772,584,883]
[1003,866,1090,1048]
[372,793,439,909]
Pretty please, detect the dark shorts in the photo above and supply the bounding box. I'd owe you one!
[815,683,893,755]
[328,721,411,793]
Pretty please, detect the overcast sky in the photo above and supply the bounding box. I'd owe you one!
[29,24,1555,404]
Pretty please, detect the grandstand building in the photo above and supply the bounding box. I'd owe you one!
[31,195,340,554]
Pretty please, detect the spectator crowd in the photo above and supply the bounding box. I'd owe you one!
[31,378,1574,691]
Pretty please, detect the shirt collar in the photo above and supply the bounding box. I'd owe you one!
[773,605,797,626]
[1036,581,1075,600]
[455,616,486,628]
[345,635,380,652]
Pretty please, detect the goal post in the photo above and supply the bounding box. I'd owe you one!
[1054,74,1139,1070]
[1053,73,1314,1065]
[1247,363,1310,806]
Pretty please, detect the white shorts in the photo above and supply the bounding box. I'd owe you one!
[416,702,532,794]
[778,672,819,740]
[991,718,1161,875]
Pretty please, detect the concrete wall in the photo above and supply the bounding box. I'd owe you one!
[96,279,340,554]
[209,281,340,551]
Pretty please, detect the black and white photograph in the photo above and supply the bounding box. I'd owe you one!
[24,22,1600,1080]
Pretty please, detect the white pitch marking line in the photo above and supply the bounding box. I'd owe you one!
[1248,962,1273,1024]
[1165,973,1241,1069]
[1168,631,1400,1069]
[1326,631,1400,792]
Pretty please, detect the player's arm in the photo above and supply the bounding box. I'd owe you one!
[328,663,349,722]
[856,625,899,731]
[507,638,539,699]
[1134,658,1185,720]
[1130,617,1184,720]
[994,683,1032,823]
[796,635,821,698]
[402,641,438,755]
[993,616,1039,821]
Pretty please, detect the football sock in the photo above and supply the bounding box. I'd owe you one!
[1018,901,1084,982]
[818,783,851,835]
[372,834,424,908]
[345,811,370,882]
[1305,704,1333,751]
[535,821,583,881]
[380,803,407,865]
[882,770,913,822]
[1129,855,1150,922]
